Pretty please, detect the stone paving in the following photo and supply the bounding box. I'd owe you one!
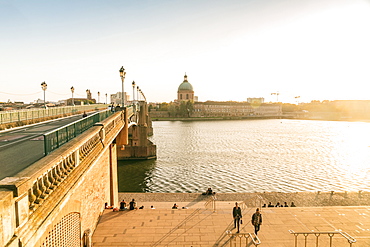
[92,194,370,247]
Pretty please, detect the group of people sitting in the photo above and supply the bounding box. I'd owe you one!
[202,187,216,195]
[262,201,296,207]
[114,199,155,210]
[172,203,188,209]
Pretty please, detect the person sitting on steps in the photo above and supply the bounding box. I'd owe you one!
[202,187,216,195]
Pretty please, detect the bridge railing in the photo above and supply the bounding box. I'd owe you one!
[0,104,108,125]
[289,230,356,247]
[43,105,135,155]
[26,110,125,212]
[43,109,114,155]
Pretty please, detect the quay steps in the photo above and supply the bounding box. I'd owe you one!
[92,200,370,247]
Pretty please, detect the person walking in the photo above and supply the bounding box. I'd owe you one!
[251,208,262,235]
[232,202,242,233]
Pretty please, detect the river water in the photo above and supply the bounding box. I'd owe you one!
[118,119,370,193]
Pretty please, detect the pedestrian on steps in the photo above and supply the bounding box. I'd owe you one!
[251,208,262,235]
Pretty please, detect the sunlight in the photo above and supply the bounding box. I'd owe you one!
[332,123,370,174]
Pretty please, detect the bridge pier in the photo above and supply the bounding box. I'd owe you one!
[116,101,157,160]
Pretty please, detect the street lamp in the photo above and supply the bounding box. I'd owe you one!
[132,81,136,105]
[119,66,126,107]
[70,86,75,106]
[98,91,100,104]
[41,81,47,108]
[136,86,139,102]
[105,93,107,104]
[139,89,142,101]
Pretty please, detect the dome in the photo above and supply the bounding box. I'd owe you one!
[178,74,193,91]
[178,81,193,91]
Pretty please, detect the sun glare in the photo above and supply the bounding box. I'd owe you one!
[333,123,370,174]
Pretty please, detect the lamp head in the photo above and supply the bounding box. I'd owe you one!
[41,81,47,90]
[119,66,125,78]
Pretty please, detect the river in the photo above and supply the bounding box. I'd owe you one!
[118,119,370,193]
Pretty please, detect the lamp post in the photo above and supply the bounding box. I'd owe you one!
[139,89,142,101]
[105,93,107,104]
[119,66,126,107]
[98,91,100,104]
[41,81,47,108]
[136,86,139,102]
[132,81,136,105]
[70,86,75,106]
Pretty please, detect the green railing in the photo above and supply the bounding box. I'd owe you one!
[0,104,108,125]
[43,109,113,155]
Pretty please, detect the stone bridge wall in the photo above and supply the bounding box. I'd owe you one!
[0,111,124,247]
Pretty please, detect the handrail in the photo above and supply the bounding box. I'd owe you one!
[239,201,248,210]
[289,230,356,247]
[43,109,114,155]
[204,195,217,212]
[255,195,264,210]
[0,104,108,125]
[226,230,261,246]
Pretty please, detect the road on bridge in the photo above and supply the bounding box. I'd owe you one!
[0,113,94,181]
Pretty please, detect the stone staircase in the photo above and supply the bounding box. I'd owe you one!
[92,196,369,246]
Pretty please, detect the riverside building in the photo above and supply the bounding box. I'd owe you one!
[150,74,282,118]
[192,101,282,118]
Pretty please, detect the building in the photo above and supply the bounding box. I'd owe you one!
[66,90,96,106]
[110,92,129,106]
[149,74,281,119]
[177,74,195,102]
[247,98,264,104]
[192,101,282,118]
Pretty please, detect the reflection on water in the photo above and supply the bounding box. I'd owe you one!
[117,160,155,192]
[118,119,370,193]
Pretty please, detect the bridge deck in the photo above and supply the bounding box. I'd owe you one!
[92,198,370,246]
[0,114,92,180]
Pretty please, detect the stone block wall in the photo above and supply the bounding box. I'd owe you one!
[33,144,116,247]
[0,190,16,247]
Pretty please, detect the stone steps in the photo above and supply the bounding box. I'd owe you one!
[92,200,370,246]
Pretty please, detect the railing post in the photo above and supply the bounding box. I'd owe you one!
[328,233,334,247]
[304,233,308,247]
[294,233,298,247]
[315,233,320,247]
[43,134,47,155]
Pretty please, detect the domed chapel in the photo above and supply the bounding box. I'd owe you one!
[177,73,194,102]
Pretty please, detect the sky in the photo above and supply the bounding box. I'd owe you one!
[1,0,370,104]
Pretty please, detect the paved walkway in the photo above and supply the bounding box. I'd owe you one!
[92,200,370,246]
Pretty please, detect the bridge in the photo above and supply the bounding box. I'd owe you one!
[0,101,156,247]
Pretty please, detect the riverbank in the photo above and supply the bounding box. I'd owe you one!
[119,191,370,207]
[151,116,282,121]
